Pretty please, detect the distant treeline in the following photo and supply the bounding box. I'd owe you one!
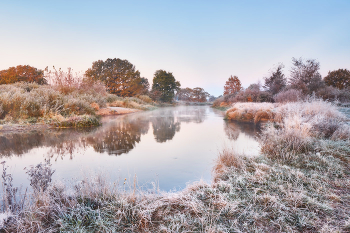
[214,57,350,107]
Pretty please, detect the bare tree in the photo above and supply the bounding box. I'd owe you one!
[289,58,324,94]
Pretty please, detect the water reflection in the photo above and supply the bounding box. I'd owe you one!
[151,109,181,143]
[176,107,206,123]
[0,107,210,158]
[0,106,262,191]
[0,129,93,158]
[224,121,261,141]
[87,116,150,155]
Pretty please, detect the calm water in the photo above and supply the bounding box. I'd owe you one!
[0,106,261,191]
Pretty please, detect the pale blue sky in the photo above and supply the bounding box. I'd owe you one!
[1,0,349,96]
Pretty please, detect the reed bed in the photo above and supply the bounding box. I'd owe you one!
[0,82,155,127]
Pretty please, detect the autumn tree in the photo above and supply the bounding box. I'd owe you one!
[151,70,180,102]
[191,87,210,102]
[0,65,46,85]
[289,57,324,94]
[264,64,287,95]
[176,87,209,102]
[324,69,350,90]
[176,88,193,101]
[224,75,242,95]
[85,58,149,97]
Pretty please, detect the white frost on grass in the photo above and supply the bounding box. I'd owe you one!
[0,211,12,228]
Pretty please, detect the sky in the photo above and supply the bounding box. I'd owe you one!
[1,0,350,96]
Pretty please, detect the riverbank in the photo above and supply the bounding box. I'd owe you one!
[0,82,156,131]
[1,99,350,232]
[0,106,145,133]
[225,99,350,125]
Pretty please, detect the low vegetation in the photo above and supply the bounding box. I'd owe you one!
[1,99,349,232]
[0,69,156,127]
[226,102,275,123]
[226,97,348,125]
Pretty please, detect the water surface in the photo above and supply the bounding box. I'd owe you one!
[1,106,260,191]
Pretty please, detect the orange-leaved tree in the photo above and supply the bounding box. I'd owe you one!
[324,69,350,90]
[0,65,46,85]
[191,87,210,102]
[224,75,242,95]
[85,58,149,97]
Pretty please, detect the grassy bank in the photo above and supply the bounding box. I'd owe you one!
[1,99,350,232]
[0,82,156,128]
[225,98,349,125]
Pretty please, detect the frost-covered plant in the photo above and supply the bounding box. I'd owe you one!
[260,98,349,158]
[274,88,303,103]
[1,161,18,212]
[25,159,55,193]
[226,102,276,122]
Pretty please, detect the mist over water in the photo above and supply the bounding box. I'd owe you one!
[1,106,261,191]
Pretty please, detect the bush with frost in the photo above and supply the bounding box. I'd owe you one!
[273,88,303,103]
[260,98,348,159]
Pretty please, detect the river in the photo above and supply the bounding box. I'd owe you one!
[0,106,261,192]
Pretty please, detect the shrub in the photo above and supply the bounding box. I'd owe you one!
[273,89,303,103]
[46,67,107,96]
[137,95,153,104]
[0,80,110,123]
[217,89,273,107]
[53,115,101,128]
[260,99,347,159]
[316,86,350,103]
[226,102,275,122]
[106,94,122,103]
[25,159,55,193]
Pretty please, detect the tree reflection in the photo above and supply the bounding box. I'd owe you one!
[0,132,46,157]
[223,121,261,141]
[152,116,180,143]
[0,129,93,158]
[224,121,240,140]
[176,107,207,123]
[87,116,149,155]
[0,106,213,158]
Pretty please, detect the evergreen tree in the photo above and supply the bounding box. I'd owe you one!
[264,64,287,95]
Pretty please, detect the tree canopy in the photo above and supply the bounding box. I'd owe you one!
[324,69,350,90]
[224,75,242,95]
[289,58,324,94]
[264,64,287,95]
[176,87,209,102]
[85,58,149,97]
[151,70,180,102]
[0,65,46,85]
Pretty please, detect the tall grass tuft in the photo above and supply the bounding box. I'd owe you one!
[260,98,349,159]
